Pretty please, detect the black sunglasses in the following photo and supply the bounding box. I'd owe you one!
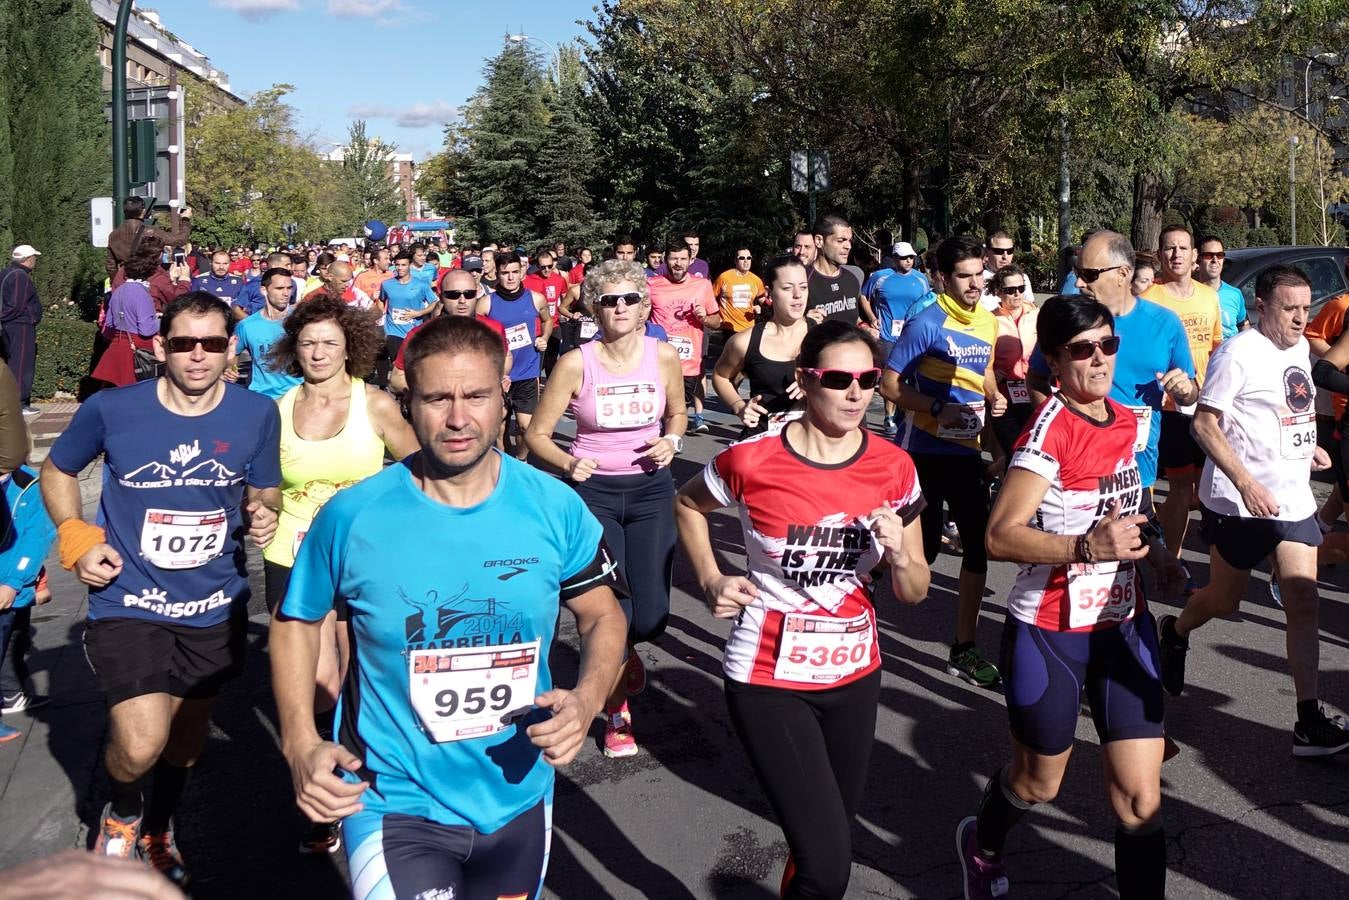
[801,367,882,390]
[165,335,229,354]
[1074,264,1126,283]
[999,284,1026,294]
[596,292,642,309]
[441,290,476,300]
[986,245,1015,255]
[1062,336,1121,360]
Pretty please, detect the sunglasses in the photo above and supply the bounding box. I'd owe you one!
[987,245,1015,255]
[1074,264,1126,283]
[1062,336,1121,360]
[999,284,1026,294]
[441,290,476,300]
[1199,251,1225,261]
[801,367,882,390]
[538,265,555,271]
[736,255,752,261]
[165,335,230,354]
[596,292,642,309]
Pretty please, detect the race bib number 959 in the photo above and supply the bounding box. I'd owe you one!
[410,640,540,743]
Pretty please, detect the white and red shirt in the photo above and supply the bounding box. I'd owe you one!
[1008,396,1144,632]
[703,429,925,689]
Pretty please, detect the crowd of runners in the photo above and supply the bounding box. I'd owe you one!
[0,199,1345,900]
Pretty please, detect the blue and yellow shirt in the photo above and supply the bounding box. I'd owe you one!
[885,293,996,456]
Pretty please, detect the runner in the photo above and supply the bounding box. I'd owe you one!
[270,314,628,900]
[189,250,244,306]
[644,245,664,279]
[41,292,282,886]
[354,246,394,307]
[261,295,418,853]
[231,252,293,320]
[867,241,935,434]
[712,255,810,439]
[711,246,766,338]
[648,239,720,434]
[1131,252,1159,296]
[959,295,1167,900]
[1195,235,1248,341]
[791,229,818,270]
[1143,225,1223,559]
[389,269,511,395]
[807,214,870,329]
[1157,265,1349,757]
[228,267,302,399]
[379,250,441,373]
[988,265,1039,459]
[978,230,1020,311]
[676,321,929,900]
[0,460,57,743]
[524,251,568,375]
[476,254,552,460]
[525,259,686,758]
[880,234,1003,687]
[1305,289,1349,538]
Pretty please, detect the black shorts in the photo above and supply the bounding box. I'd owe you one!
[506,377,540,416]
[1199,506,1323,571]
[682,375,700,407]
[911,452,988,575]
[83,616,246,707]
[1158,410,1204,474]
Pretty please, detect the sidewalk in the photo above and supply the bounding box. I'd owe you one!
[27,400,78,465]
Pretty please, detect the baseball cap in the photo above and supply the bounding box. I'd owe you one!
[11,245,40,260]
[461,255,484,272]
[890,241,917,258]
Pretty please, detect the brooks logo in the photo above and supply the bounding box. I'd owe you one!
[496,566,529,581]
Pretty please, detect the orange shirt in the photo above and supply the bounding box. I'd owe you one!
[712,269,765,333]
[1143,280,1222,410]
[1306,291,1349,418]
[354,268,394,309]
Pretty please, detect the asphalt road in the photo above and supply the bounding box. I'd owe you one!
[1,403,1347,899]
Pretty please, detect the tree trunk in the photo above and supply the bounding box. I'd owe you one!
[901,157,919,246]
[1131,169,1166,252]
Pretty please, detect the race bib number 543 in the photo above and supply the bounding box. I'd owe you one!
[409,640,540,743]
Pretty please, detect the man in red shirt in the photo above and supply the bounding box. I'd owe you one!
[524,250,569,374]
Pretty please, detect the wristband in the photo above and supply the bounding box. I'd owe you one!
[930,398,944,418]
[58,519,107,571]
[1074,532,1094,564]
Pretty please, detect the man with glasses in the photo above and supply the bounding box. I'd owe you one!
[1144,225,1224,562]
[1195,236,1248,341]
[389,269,510,394]
[981,230,1022,310]
[525,251,569,374]
[41,292,281,885]
[712,247,766,336]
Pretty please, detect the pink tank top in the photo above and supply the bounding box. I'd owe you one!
[569,336,666,476]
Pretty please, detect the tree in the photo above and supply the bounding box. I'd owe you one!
[534,48,612,247]
[339,120,404,232]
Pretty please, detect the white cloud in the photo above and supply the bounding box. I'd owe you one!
[211,0,301,21]
[349,101,459,129]
[328,0,402,16]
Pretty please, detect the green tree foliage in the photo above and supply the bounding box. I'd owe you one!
[534,49,612,248]
[340,120,405,231]
[1,0,109,303]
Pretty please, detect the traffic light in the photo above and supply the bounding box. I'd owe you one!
[129,119,157,186]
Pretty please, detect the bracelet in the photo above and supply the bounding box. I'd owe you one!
[1074,532,1094,564]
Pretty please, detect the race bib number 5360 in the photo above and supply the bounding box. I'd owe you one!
[409,640,540,743]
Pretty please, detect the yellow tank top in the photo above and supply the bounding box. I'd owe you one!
[264,377,387,567]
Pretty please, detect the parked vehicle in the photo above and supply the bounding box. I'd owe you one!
[1221,245,1349,322]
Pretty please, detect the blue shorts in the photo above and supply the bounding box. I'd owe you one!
[1001,612,1165,755]
[344,798,551,900]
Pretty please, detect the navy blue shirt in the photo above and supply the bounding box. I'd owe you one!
[191,272,244,303]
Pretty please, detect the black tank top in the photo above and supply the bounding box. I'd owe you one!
[740,320,801,436]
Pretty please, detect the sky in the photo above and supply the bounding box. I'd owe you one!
[140,0,595,160]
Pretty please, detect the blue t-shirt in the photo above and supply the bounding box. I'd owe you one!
[1217,281,1247,340]
[1058,270,1080,296]
[644,321,668,341]
[234,312,301,399]
[191,273,244,302]
[232,275,265,316]
[380,278,440,339]
[409,264,438,289]
[1029,297,1194,487]
[48,381,281,626]
[281,454,604,832]
[861,266,893,299]
[872,269,935,342]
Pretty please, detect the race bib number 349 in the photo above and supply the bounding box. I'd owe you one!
[409,640,540,743]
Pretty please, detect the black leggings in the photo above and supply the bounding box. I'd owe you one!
[990,403,1033,459]
[572,469,675,644]
[723,668,881,900]
[911,452,990,575]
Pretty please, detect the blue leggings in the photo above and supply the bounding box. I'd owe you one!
[345,799,550,900]
[572,469,675,644]
[1001,612,1165,755]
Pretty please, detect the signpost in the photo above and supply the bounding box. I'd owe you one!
[790,150,830,226]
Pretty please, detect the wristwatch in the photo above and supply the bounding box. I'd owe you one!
[667,435,684,453]
[929,398,945,417]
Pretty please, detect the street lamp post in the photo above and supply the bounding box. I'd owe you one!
[111,0,135,225]
[1290,134,1300,244]
[507,33,561,85]
[1304,52,1341,116]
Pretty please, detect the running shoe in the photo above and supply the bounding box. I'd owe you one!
[602,707,638,758]
[92,803,141,859]
[1268,576,1283,609]
[948,645,1001,687]
[1293,708,1349,757]
[1156,614,1189,697]
[882,416,897,436]
[298,820,342,855]
[625,653,647,696]
[1,692,50,715]
[942,521,964,555]
[956,816,1009,900]
[0,722,20,743]
[691,414,710,434]
[139,826,190,887]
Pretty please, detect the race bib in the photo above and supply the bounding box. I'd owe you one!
[292,529,307,560]
[409,640,540,743]
[1126,405,1152,454]
[1280,412,1317,460]
[141,508,227,570]
[669,335,695,361]
[1067,562,1137,629]
[890,320,903,339]
[1005,380,1031,405]
[390,308,414,325]
[580,319,598,339]
[505,322,531,351]
[731,285,752,309]
[595,381,661,429]
[935,400,986,441]
[773,610,874,684]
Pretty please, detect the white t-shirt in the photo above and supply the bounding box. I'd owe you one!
[1197,328,1317,522]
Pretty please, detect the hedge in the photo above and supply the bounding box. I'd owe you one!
[34,306,98,399]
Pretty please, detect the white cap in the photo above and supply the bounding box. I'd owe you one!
[11,245,40,261]
[890,241,917,258]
